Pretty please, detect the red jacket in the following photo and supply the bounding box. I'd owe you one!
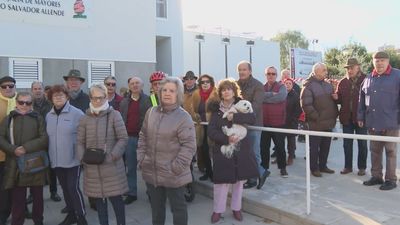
[335,73,366,125]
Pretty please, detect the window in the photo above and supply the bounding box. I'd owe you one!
[156,0,167,18]
[88,61,115,87]
[9,58,43,89]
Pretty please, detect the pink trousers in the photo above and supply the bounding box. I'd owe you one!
[213,180,245,213]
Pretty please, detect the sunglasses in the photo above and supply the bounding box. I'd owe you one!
[105,83,116,87]
[266,73,276,76]
[200,80,210,84]
[0,84,15,89]
[17,100,32,106]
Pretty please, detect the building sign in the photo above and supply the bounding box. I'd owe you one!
[0,0,90,27]
[290,48,322,79]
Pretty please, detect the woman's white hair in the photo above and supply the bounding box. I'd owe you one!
[89,83,108,99]
[158,76,184,106]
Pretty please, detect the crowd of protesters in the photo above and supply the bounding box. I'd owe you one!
[0,50,399,225]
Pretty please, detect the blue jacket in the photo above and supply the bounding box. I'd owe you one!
[46,101,84,168]
[357,67,400,131]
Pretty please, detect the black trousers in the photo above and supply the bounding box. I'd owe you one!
[146,183,187,225]
[201,126,213,178]
[309,133,332,172]
[260,130,286,170]
[0,162,11,224]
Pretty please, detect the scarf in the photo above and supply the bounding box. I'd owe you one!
[90,101,109,114]
[199,88,213,102]
[0,93,17,115]
[219,101,234,114]
[372,65,392,77]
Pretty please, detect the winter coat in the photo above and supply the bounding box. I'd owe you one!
[0,110,48,189]
[109,93,124,112]
[69,90,90,113]
[191,87,219,147]
[137,105,196,188]
[76,107,129,198]
[300,75,338,131]
[237,75,264,126]
[182,86,197,117]
[33,97,52,120]
[207,99,259,184]
[335,73,366,125]
[46,101,84,168]
[285,89,302,129]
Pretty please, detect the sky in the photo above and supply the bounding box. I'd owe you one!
[181,0,400,53]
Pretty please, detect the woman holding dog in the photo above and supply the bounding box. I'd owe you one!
[191,74,219,181]
[207,79,259,223]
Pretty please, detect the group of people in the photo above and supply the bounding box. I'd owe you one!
[0,50,398,225]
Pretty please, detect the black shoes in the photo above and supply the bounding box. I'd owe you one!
[51,192,62,202]
[124,195,137,205]
[61,206,68,214]
[363,177,384,186]
[243,180,257,189]
[379,181,397,191]
[77,215,88,225]
[280,169,289,178]
[257,170,271,189]
[59,213,77,225]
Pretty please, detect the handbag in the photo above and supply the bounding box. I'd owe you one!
[82,113,109,165]
[10,117,49,174]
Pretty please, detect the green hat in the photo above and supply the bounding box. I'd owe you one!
[344,58,360,68]
[63,69,85,82]
[373,51,389,59]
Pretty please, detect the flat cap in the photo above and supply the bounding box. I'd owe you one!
[0,76,16,85]
[373,51,389,59]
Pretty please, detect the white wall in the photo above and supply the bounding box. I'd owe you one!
[183,31,280,83]
[0,0,155,63]
[156,0,184,76]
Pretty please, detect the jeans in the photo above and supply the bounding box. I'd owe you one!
[146,183,187,225]
[95,195,125,225]
[342,123,368,169]
[125,136,138,197]
[248,130,265,176]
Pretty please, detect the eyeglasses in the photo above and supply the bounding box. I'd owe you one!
[105,83,116,87]
[266,73,276,76]
[185,78,196,81]
[0,84,15,89]
[53,93,66,99]
[200,80,210,84]
[17,100,32,106]
[91,96,106,101]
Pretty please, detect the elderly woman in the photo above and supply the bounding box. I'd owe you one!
[46,85,87,225]
[191,74,219,181]
[207,79,259,223]
[138,77,196,225]
[77,83,128,225]
[0,92,48,225]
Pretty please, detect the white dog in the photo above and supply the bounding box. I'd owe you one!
[221,100,253,158]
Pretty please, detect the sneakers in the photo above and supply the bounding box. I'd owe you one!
[320,167,335,174]
[232,210,243,221]
[340,168,353,175]
[357,169,366,176]
[280,169,289,178]
[124,195,137,205]
[363,177,384,186]
[211,212,221,224]
[51,192,62,202]
[256,170,271,189]
[379,181,397,191]
[311,170,322,177]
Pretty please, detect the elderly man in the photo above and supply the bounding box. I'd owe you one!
[300,63,338,177]
[358,52,400,191]
[63,69,90,113]
[236,61,270,190]
[333,58,367,176]
[0,76,16,225]
[104,76,123,111]
[120,77,152,204]
[261,66,288,177]
[182,71,197,115]
[31,81,62,202]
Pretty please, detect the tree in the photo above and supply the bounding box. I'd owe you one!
[270,30,309,69]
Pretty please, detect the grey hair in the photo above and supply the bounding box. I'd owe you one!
[312,62,326,74]
[104,75,116,83]
[89,83,108,99]
[16,91,33,100]
[128,77,144,87]
[236,60,252,72]
[265,66,278,73]
[158,76,184,106]
[31,81,43,89]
